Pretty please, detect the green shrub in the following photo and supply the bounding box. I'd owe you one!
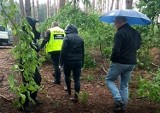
[84,51,96,68]
[137,68,160,102]
[78,91,89,105]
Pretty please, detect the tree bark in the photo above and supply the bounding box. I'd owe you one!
[116,0,120,9]
[107,0,109,11]
[126,0,133,9]
[36,0,39,20]
[32,0,35,18]
[25,0,31,17]
[59,0,65,9]
[47,0,50,18]
[19,0,25,17]
[92,0,95,9]
[110,0,115,10]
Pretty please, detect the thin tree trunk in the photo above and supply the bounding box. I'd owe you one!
[32,0,35,18]
[126,0,133,9]
[92,0,95,9]
[59,0,65,9]
[25,0,31,17]
[19,0,25,17]
[47,0,50,18]
[110,0,115,10]
[36,0,39,20]
[116,0,120,9]
[107,0,109,11]
[103,0,106,13]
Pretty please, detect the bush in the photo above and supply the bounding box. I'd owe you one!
[84,51,96,68]
[137,68,160,102]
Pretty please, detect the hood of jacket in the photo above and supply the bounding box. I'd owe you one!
[26,16,38,29]
[26,17,40,41]
[65,24,78,34]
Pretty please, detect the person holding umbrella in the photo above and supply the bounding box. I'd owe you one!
[105,16,141,113]
[99,9,151,112]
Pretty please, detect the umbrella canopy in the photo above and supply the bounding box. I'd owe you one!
[99,9,151,25]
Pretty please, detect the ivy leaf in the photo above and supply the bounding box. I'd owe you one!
[20,94,26,105]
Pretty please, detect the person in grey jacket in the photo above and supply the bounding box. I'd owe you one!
[60,24,84,103]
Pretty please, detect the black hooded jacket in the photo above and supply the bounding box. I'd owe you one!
[26,17,40,43]
[25,17,41,52]
[60,24,84,66]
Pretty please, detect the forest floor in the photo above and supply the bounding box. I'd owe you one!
[0,47,160,113]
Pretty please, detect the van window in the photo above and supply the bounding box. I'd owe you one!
[0,25,5,31]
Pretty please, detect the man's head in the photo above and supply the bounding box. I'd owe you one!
[65,24,78,34]
[114,16,127,29]
[52,22,59,27]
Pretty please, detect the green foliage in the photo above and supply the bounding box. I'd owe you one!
[138,69,160,102]
[0,0,41,108]
[137,47,152,70]
[136,0,160,22]
[84,51,96,68]
[135,0,160,70]
[86,75,94,82]
[78,91,89,105]
[81,75,94,82]
[38,4,115,67]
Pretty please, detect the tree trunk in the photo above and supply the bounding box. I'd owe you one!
[19,0,25,17]
[32,0,35,18]
[92,0,95,9]
[103,0,106,13]
[110,0,115,10]
[36,0,39,20]
[25,0,31,17]
[59,0,65,9]
[107,0,109,11]
[53,0,58,16]
[116,0,120,9]
[47,0,50,18]
[126,0,133,9]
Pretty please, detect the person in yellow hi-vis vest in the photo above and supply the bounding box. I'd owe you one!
[39,22,65,84]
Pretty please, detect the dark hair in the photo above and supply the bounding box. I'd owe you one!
[52,22,59,27]
[115,16,127,23]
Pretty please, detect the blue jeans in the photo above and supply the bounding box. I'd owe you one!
[106,63,135,105]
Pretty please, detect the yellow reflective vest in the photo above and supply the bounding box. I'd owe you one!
[46,26,65,53]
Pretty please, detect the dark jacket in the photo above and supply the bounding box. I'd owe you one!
[111,23,141,64]
[60,24,84,66]
[26,17,40,43]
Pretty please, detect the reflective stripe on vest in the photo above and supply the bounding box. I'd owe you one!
[46,27,65,53]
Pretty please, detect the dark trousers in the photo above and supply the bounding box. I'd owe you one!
[50,51,61,83]
[22,67,41,108]
[63,61,82,97]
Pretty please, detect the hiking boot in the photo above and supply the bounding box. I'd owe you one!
[34,99,43,106]
[70,97,79,103]
[113,100,125,112]
[68,88,71,95]
[64,86,68,91]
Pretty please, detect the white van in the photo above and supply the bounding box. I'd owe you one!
[0,25,12,46]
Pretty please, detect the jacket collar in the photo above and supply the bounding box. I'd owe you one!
[118,23,129,31]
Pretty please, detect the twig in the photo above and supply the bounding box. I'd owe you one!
[0,76,4,82]
[101,65,108,73]
[0,94,12,101]
[151,63,160,67]
[0,1,17,29]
